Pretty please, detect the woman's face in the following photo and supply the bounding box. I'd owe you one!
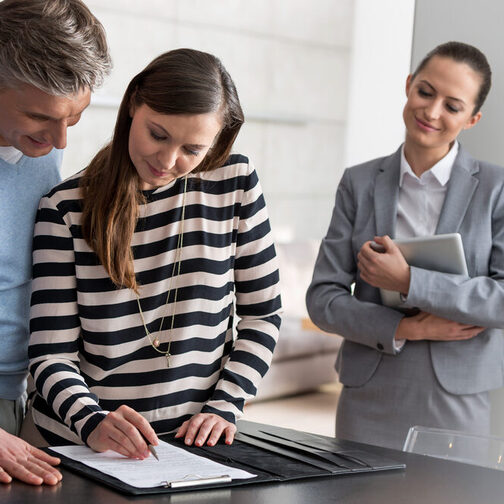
[128,104,222,190]
[403,55,482,154]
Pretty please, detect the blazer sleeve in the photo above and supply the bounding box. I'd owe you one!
[405,182,504,328]
[306,169,405,355]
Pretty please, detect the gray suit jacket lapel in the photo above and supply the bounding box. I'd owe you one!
[436,147,479,234]
[374,147,401,238]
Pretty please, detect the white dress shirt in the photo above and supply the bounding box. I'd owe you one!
[393,141,459,349]
[396,141,459,239]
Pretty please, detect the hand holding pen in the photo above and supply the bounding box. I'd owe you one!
[140,432,159,460]
[87,405,159,460]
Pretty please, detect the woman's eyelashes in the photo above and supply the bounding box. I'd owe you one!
[183,146,200,156]
[417,88,461,114]
[149,129,166,141]
[149,129,201,156]
[446,103,461,113]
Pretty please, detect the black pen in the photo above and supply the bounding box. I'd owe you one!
[140,432,159,461]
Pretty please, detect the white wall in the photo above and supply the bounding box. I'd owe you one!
[344,0,415,168]
[64,0,355,242]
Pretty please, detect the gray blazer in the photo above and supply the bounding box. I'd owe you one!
[306,145,504,395]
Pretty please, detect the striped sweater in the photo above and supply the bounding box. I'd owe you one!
[28,154,281,445]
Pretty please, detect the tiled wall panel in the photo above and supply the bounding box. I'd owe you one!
[64,1,355,240]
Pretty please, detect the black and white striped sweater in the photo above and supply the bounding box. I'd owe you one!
[28,154,282,445]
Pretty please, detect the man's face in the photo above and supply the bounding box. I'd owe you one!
[0,83,91,157]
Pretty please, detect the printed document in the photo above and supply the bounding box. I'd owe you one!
[51,440,256,489]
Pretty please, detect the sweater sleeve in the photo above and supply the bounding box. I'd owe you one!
[29,195,107,444]
[201,162,282,422]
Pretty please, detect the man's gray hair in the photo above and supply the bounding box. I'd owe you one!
[0,0,112,95]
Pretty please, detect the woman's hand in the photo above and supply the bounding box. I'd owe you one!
[0,428,62,485]
[357,235,410,294]
[175,413,236,447]
[396,311,485,342]
[87,405,158,459]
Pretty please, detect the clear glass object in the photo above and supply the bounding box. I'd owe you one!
[403,426,504,471]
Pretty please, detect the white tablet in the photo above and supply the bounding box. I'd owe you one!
[379,233,468,308]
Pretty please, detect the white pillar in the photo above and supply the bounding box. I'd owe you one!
[344,0,416,167]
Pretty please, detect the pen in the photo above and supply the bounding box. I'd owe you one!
[140,431,159,461]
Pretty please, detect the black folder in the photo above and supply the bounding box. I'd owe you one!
[49,420,405,495]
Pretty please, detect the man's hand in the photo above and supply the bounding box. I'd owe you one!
[175,413,236,447]
[357,235,410,294]
[87,405,158,459]
[0,428,62,485]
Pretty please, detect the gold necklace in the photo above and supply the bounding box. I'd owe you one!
[136,175,188,367]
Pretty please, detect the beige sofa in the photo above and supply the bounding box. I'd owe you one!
[252,241,342,401]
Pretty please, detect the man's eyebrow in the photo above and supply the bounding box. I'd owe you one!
[25,111,55,120]
[419,80,466,104]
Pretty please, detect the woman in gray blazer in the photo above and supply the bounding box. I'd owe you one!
[306,41,504,450]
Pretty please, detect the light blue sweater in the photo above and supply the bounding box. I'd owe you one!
[0,149,62,400]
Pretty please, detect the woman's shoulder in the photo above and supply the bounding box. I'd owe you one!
[222,153,251,168]
[473,157,504,179]
[458,146,504,181]
[41,169,84,214]
[198,153,255,183]
[218,153,253,177]
[44,170,84,198]
[346,149,400,175]
[340,150,400,192]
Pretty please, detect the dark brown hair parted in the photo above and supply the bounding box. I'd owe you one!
[412,41,492,115]
[80,49,244,293]
[0,0,111,94]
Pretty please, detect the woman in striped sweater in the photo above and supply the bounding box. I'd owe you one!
[25,49,281,459]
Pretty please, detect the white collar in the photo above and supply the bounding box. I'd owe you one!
[400,141,459,187]
[0,145,23,164]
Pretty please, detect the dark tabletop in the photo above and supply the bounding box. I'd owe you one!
[2,421,503,504]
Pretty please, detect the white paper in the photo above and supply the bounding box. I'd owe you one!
[51,440,256,489]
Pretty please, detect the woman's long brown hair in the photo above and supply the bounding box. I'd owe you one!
[80,49,244,293]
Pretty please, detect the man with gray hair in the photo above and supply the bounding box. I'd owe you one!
[0,0,111,485]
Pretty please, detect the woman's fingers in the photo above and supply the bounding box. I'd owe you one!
[175,419,190,439]
[194,417,218,447]
[121,406,159,447]
[88,405,157,459]
[182,414,206,445]
[175,413,236,447]
[410,312,486,341]
[223,424,237,445]
[101,411,142,456]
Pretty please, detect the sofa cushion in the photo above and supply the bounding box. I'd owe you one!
[273,316,341,362]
